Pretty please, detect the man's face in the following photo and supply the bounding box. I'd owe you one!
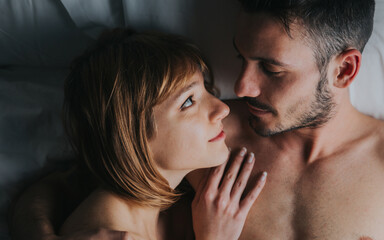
[234,12,335,137]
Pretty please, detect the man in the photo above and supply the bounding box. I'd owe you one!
[219,0,384,239]
[11,0,384,239]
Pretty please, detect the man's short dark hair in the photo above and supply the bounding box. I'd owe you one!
[238,0,375,72]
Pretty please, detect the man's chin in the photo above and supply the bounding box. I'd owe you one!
[248,116,299,137]
[248,116,278,137]
[253,128,282,138]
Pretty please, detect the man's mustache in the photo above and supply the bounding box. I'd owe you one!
[244,97,277,115]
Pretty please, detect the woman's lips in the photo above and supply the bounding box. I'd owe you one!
[209,130,226,142]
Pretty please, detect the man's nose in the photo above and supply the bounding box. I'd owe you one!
[234,66,261,98]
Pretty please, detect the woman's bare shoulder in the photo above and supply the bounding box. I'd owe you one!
[60,188,134,235]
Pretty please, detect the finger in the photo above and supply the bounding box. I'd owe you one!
[202,149,232,193]
[230,152,255,201]
[218,147,247,195]
[239,171,267,214]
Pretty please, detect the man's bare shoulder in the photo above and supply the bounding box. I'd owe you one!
[347,114,384,172]
[359,114,384,144]
[369,117,384,158]
[372,116,384,135]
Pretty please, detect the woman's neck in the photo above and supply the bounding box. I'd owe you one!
[158,169,191,189]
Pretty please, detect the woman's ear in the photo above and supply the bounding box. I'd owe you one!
[333,49,362,88]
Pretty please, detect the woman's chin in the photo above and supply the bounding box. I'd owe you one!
[210,145,230,167]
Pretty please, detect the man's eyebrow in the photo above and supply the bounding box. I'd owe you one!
[232,37,289,67]
[174,80,199,100]
[250,57,289,67]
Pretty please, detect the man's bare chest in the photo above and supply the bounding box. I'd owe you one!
[238,147,384,240]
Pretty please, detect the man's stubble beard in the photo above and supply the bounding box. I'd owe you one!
[249,70,336,137]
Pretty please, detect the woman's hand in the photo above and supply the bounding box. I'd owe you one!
[192,147,267,240]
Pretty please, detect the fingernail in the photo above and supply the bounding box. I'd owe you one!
[240,147,247,156]
[247,152,254,163]
[260,172,267,182]
[228,147,231,152]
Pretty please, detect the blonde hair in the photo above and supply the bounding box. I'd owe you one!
[63,28,212,209]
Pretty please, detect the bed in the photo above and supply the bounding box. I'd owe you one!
[0,0,383,239]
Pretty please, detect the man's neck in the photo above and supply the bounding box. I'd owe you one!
[270,100,367,164]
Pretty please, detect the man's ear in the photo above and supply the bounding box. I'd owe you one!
[333,49,362,88]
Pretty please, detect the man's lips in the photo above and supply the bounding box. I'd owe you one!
[246,102,272,115]
[208,130,226,142]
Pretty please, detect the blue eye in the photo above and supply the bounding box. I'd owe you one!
[181,96,194,109]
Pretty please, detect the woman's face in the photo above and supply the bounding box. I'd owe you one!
[149,71,230,185]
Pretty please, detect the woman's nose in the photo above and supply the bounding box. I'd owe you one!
[209,97,230,122]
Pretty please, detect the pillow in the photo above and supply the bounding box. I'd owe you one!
[0,1,124,238]
[0,67,72,239]
[61,0,124,38]
[0,0,123,67]
[350,0,384,120]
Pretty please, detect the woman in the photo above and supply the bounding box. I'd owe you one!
[60,28,266,240]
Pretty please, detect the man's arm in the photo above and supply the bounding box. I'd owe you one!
[8,166,94,240]
[9,169,74,240]
[9,167,133,240]
[9,166,135,240]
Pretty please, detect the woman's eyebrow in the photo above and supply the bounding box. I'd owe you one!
[174,81,199,100]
